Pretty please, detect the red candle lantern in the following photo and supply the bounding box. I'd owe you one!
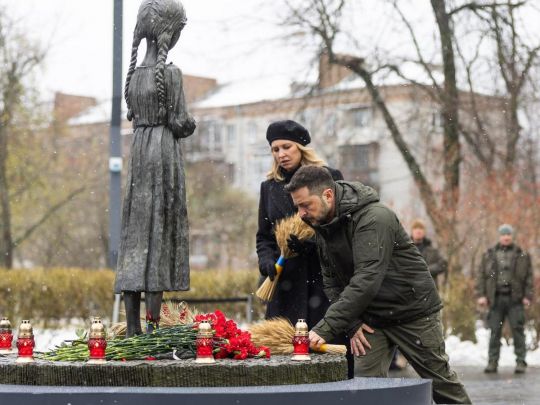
[0,317,13,353]
[87,317,107,364]
[16,320,35,363]
[195,320,215,364]
[292,319,311,361]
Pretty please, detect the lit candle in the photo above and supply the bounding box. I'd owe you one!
[0,317,13,353]
[195,320,215,364]
[87,317,107,364]
[16,320,35,363]
[292,319,311,361]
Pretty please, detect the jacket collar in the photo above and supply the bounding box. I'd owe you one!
[279,166,299,183]
[414,237,432,247]
[314,181,379,235]
[489,243,522,255]
[495,242,517,251]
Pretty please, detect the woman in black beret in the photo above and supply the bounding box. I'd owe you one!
[256,119,343,332]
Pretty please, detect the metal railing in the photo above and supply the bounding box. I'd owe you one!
[112,294,254,324]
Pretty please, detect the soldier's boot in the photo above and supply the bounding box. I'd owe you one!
[124,291,143,338]
[515,361,527,374]
[145,291,163,334]
[484,360,498,373]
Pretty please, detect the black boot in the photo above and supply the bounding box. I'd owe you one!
[123,291,143,338]
[515,361,527,374]
[484,360,498,373]
[145,291,163,334]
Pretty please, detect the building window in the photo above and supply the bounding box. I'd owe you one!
[210,122,222,153]
[432,110,443,129]
[226,124,236,147]
[184,119,224,156]
[338,142,379,188]
[198,120,210,151]
[325,112,337,135]
[294,111,308,127]
[348,107,371,128]
[247,121,258,144]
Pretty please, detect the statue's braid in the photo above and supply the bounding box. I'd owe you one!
[124,36,141,121]
[155,36,170,121]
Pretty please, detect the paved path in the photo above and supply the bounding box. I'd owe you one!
[389,365,540,404]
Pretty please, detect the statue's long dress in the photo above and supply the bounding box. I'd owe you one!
[114,64,191,293]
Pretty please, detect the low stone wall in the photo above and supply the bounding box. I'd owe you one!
[0,354,347,387]
[0,378,433,405]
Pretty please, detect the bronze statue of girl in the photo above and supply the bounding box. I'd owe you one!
[114,0,195,337]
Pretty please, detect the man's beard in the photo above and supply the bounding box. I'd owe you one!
[304,197,331,226]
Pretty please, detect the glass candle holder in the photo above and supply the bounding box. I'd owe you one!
[0,317,13,353]
[87,317,107,364]
[16,320,35,363]
[292,319,311,361]
[195,320,215,364]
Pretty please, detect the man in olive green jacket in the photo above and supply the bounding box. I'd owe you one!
[476,224,534,374]
[285,166,470,404]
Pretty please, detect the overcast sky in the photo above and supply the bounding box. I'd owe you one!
[3,0,540,102]
[4,0,312,100]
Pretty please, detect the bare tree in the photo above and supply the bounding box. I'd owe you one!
[286,0,466,273]
[285,0,540,275]
[0,11,85,268]
[0,11,45,267]
[186,161,258,270]
[456,1,540,171]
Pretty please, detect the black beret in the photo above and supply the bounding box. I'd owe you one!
[266,120,311,146]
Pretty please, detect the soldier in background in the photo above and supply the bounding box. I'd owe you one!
[411,219,447,290]
[476,224,534,374]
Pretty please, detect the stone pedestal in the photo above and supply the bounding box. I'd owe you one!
[0,354,346,386]
[0,353,431,404]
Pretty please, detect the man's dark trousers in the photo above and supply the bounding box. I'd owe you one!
[488,293,526,364]
[354,313,471,404]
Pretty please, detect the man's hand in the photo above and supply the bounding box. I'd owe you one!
[477,297,488,307]
[350,324,374,356]
[287,235,316,256]
[309,330,326,349]
[523,297,531,307]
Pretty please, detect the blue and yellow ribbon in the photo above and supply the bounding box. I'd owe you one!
[275,255,286,275]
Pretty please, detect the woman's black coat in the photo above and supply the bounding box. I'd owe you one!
[256,166,343,328]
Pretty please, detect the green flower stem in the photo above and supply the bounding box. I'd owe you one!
[39,324,210,362]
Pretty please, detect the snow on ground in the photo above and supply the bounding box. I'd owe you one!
[446,322,540,367]
[33,328,79,353]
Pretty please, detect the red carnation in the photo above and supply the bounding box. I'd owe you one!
[196,310,271,360]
